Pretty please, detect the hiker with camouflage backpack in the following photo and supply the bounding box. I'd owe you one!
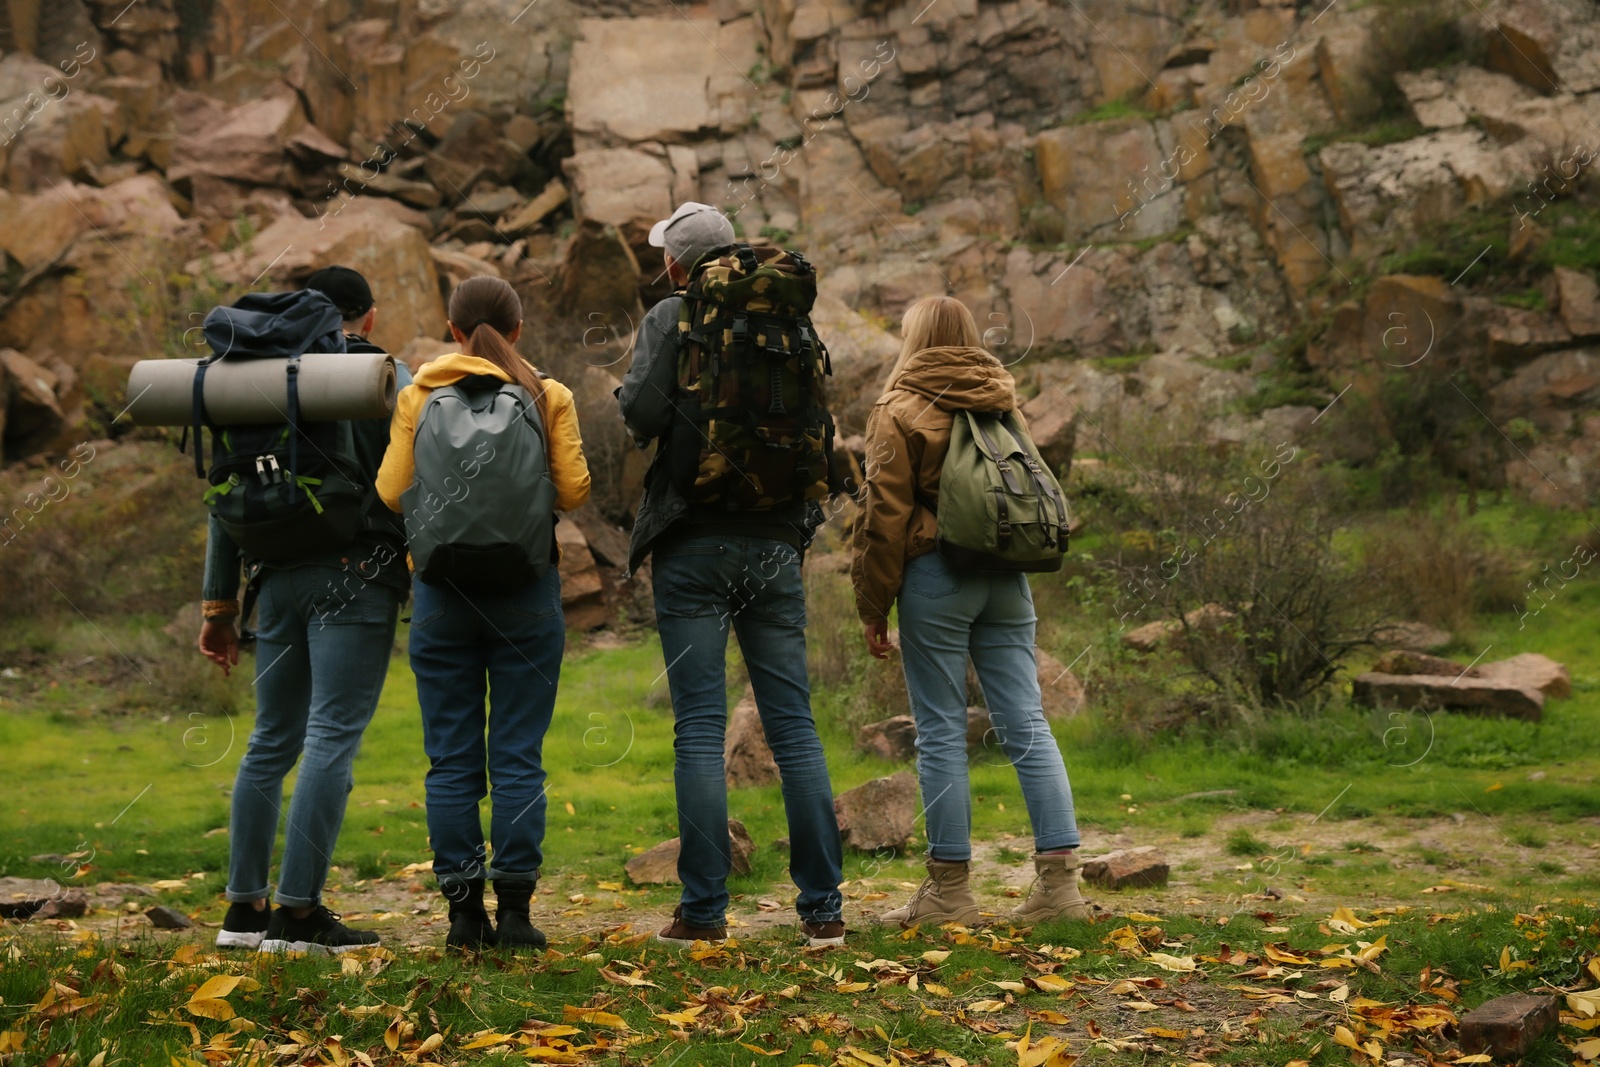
[851,295,1088,930]
[616,202,846,948]
[377,276,591,953]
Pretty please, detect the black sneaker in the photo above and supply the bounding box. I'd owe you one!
[216,901,271,950]
[258,905,380,955]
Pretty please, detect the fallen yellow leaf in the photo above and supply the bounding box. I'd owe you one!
[184,999,235,1022]
[562,1006,626,1029]
[461,1032,514,1049]
[1148,953,1197,972]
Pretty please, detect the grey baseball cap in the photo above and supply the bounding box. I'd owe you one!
[648,202,736,270]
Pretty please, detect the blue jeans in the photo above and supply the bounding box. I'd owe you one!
[409,568,564,887]
[227,566,401,907]
[652,535,843,927]
[897,551,1080,861]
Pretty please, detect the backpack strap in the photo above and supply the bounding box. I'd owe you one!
[285,353,302,479]
[967,411,1025,496]
[189,355,222,478]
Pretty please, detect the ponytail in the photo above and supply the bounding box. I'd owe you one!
[448,276,548,423]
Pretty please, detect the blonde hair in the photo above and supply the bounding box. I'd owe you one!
[886,296,983,388]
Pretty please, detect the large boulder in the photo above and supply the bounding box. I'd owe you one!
[1476,652,1571,699]
[833,771,918,852]
[724,686,780,788]
[1034,117,1181,241]
[1,349,63,456]
[1351,672,1545,721]
[556,520,607,631]
[562,147,672,230]
[169,89,305,189]
[856,715,918,762]
[1556,268,1600,338]
[557,219,642,319]
[567,17,758,144]
[196,197,446,355]
[1486,0,1600,94]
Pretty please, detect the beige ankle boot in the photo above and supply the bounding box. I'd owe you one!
[878,858,982,928]
[1010,852,1092,923]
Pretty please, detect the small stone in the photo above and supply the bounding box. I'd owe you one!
[1081,846,1170,890]
[624,819,755,885]
[0,877,67,920]
[725,686,780,789]
[855,715,918,762]
[834,771,918,852]
[1458,993,1558,1059]
[145,905,194,930]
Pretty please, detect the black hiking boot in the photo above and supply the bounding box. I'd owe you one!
[493,880,546,953]
[443,879,497,953]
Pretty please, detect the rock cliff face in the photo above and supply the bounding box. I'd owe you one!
[0,0,1597,507]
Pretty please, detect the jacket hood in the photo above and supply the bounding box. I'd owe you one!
[890,345,1016,413]
[412,352,516,389]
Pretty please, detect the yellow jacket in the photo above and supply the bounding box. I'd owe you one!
[377,353,591,557]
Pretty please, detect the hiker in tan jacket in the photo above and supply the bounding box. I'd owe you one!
[850,295,1091,929]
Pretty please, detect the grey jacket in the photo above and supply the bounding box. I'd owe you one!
[616,295,816,574]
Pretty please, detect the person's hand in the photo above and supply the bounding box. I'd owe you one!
[864,620,894,660]
[198,618,240,676]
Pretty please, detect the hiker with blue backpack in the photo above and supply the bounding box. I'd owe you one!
[850,295,1087,929]
[377,275,591,953]
[617,202,846,948]
[197,267,412,954]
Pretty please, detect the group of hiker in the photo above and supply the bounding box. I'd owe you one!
[194,201,1084,955]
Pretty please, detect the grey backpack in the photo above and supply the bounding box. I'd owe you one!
[401,375,556,592]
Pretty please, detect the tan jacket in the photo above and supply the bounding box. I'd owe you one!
[849,345,1018,623]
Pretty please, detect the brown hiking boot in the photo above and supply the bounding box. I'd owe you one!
[800,919,846,947]
[654,906,727,946]
[1010,852,1092,923]
[878,858,982,928]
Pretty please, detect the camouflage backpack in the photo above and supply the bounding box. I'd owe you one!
[669,244,836,511]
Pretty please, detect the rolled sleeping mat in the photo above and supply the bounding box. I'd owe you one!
[123,353,397,426]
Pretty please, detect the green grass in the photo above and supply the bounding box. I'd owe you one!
[6,492,1600,1062]
[4,898,1593,1065]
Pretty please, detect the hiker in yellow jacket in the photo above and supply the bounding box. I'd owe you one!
[377,276,589,954]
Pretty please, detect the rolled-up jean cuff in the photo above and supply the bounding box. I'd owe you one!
[927,846,973,862]
[225,887,271,904]
[800,908,844,923]
[1035,833,1081,852]
[487,866,540,884]
[272,890,318,908]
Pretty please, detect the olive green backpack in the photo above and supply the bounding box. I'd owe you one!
[935,410,1070,572]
